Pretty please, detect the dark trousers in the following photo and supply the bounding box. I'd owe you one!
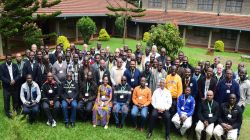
[77,100,93,120]
[148,109,171,138]
[22,104,39,122]
[3,87,19,117]
[170,99,177,117]
[42,101,60,123]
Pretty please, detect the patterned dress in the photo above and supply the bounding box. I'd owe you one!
[92,84,112,126]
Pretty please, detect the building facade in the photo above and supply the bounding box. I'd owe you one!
[130,0,250,52]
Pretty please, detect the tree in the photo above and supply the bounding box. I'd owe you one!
[107,0,145,44]
[147,23,184,58]
[0,0,61,52]
[76,17,96,44]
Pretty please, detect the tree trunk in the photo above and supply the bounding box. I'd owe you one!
[4,37,10,54]
[123,1,128,44]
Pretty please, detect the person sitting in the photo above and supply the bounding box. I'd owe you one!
[61,72,78,128]
[195,90,219,140]
[131,77,152,132]
[92,76,112,129]
[147,79,172,140]
[41,72,61,127]
[77,71,97,121]
[172,86,195,135]
[113,76,132,128]
[20,74,41,124]
[213,94,242,140]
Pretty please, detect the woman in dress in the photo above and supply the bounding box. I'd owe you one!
[92,76,112,129]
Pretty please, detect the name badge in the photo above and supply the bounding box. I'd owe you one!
[48,90,53,94]
[208,113,213,118]
[227,114,232,118]
[190,83,193,87]
[85,93,89,97]
[59,70,63,74]
[99,79,102,83]
[139,96,143,100]
[145,83,148,86]
[68,90,72,93]
[120,95,124,99]
[226,90,230,94]
[131,78,135,82]
[181,106,185,110]
[101,95,105,99]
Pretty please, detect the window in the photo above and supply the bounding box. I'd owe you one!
[172,0,187,9]
[194,28,209,37]
[198,0,213,11]
[225,0,243,13]
[221,30,237,40]
[148,0,162,8]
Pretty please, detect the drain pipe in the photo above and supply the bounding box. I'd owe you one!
[217,0,221,16]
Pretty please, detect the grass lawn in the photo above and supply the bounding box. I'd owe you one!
[0,37,249,139]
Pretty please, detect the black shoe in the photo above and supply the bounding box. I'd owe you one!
[71,123,75,128]
[65,123,69,128]
[116,123,119,128]
[147,132,152,139]
[120,124,123,128]
[166,136,170,140]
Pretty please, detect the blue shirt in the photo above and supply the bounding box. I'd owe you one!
[177,94,195,117]
[123,68,141,88]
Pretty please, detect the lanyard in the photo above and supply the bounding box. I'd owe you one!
[183,95,189,107]
[131,69,135,78]
[86,82,90,92]
[207,100,213,114]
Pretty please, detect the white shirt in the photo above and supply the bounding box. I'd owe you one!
[6,63,14,81]
[152,87,172,110]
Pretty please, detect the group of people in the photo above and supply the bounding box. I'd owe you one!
[0,42,249,140]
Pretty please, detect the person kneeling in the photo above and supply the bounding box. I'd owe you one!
[20,74,41,124]
[147,79,172,140]
[61,72,78,128]
[41,72,61,127]
[172,86,195,135]
[195,90,219,140]
[131,77,152,132]
[213,94,242,140]
[113,76,132,128]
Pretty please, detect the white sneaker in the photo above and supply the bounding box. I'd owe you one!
[46,120,51,126]
[104,125,108,129]
[51,120,56,127]
[93,125,96,128]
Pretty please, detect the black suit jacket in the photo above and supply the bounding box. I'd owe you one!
[22,61,42,84]
[0,63,21,89]
[198,77,217,100]
[95,69,111,86]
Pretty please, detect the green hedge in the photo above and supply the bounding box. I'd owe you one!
[214,40,224,52]
[98,28,110,41]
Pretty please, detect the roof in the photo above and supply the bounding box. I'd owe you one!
[36,0,135,17]
[132,10,250,31]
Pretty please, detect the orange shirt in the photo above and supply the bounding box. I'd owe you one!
[132,86,152,106]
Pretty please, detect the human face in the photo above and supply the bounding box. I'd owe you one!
[150,55,155,62]
[100,50,105,57]
[206,91,214,101]
[140,77,146,87]
[145,48,150,56]
[153,60,158,68]
[229,94,236,105]
[95,55,100,63]
[45,46,49,53]
[56,46,61,53]
[178,52,184,60]
[73,55,78,63]
[97,43,101,49]
[225,61,232,70]
[171,66,177,76]
[130,61,136,70]
[121,76,127,85]
[87,72,93,81]
[174,59,180,67]
[117,59,123,68]
[37,51,43,60]
[15,53,22,63]
[159,80,165,89]
[47,73,53,82]
[103,77,108,85]
[195,66,201,75]
[109,54,114,61]
[185,69,191,79]
[204,61,210,71]
[145,62,150,71]
[29,52,35,62]
[26,75,33,85]
[84,57,89,66]
[184,87,191,96]
[100,60,106,69]
[166,57,171,65]
[6,55,12,65]
[226,70,233,81]
[161,49,166,56]
[31,44,37,52]
[239,70,246,81]
[158,62,163,71]
[137,55,142,63]
[206,68,213,78]
[57,55,63,63]
[66,74,72,81]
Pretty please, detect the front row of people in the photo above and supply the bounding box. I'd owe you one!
[19,73,242,140]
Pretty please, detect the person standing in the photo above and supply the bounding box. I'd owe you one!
[0,54,21,117]
[110,58,126,87]
[237,68,250,111]
[147,79,172,140]
[150,61,167,93]
[195,90,220,140]
[123,60,141,90]
[52,53,67,85]
[131,77,152,132]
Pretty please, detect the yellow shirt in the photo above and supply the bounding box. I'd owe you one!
[165,74,183,99]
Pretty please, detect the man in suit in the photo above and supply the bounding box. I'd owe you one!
[95,59,111,86]
[22,51,42,85]
[0,54,21,117]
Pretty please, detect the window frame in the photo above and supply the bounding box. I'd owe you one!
[225,0,243,13]
[172,0,187,9]
[148,0,162,8]
[197,0,214,11]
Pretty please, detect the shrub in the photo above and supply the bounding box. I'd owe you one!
[214,40,224,52]
[98,28,110,41]
[77,17,96,44]
[148,23,184,58]
[56,36,70,51]
[115,16,124,36]
[143,32,150,42]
